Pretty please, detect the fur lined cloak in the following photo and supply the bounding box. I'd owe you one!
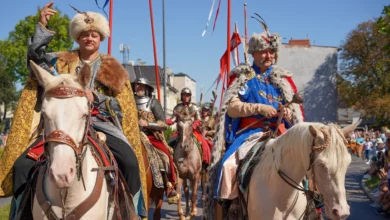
[203,64,304,219]
[0,51,147,207]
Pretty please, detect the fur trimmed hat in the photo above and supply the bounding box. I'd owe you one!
[248,32,281,54]
[69,11,110,42]
[248,14,281,54]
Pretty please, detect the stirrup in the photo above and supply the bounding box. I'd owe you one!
[166,187,179,204]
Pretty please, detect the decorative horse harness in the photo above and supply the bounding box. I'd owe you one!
[238,104,348,220]
[33,85,130,220]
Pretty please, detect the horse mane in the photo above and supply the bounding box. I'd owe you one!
[44,74,83,93]
[257,122,349,179]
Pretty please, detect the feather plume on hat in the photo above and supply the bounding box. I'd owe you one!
[248,13,281,54]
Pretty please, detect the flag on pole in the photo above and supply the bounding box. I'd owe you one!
[231,23,241,67]
[202,0,217,36]
[95,0,109,17]
[216,31,242,89]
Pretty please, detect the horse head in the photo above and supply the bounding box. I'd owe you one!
[307,120,360,220]
[30,61,91,189]
[175,110,195,151]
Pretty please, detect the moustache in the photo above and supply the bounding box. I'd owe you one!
[261,59,272,64]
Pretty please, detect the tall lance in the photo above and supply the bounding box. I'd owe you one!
[148,0,161,102]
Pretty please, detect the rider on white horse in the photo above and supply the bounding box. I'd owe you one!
[204,16,304,219]
[1,2,147,218]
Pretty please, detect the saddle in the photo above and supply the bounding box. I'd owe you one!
[14,132,138,220]
[236,138,324,220]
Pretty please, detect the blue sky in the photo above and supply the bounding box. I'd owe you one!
[0,0,388,102]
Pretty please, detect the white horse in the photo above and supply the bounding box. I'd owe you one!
[246,122,357,220]
[29,61,135,220]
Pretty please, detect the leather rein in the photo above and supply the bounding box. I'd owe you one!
[43,85,92,184]
[38,85,102,220]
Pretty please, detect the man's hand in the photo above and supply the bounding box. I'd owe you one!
[261,105,278,118]
[139,119,148,127]
[39,2,57,26]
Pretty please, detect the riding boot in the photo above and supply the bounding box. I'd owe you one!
[162,171,178,204]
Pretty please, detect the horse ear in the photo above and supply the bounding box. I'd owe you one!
[77,64,92,88]
[341,119,362,137]
[309,125,319,138]
[29,60,55,86]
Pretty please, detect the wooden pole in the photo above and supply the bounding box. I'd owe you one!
[148,0,161,101]
[108,0,113,55]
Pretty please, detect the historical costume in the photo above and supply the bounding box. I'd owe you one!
[200,104,216,148]
[0,10,147,217]
[132,77,179,203]
[204,23,304,219]
[167,88,211,165]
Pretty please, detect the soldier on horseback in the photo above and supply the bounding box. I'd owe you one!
[167,88,211,167]
[200,103,216,147]
[132,77,179,204]
[0,2,147,218]
[204,15,305,219]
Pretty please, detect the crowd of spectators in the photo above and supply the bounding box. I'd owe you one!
[353,129,390,217]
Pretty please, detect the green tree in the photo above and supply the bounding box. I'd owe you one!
[338,20,390,126]
[0,58,18,122]
[0,7,73,85]
[377,5,390,51]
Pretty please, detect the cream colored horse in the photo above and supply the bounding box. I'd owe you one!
[29,61,112,220]
[174,114,202,220]
[246,122,358,220]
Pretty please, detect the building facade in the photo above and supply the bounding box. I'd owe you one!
[277,39,339,123]
[124,63,196,117]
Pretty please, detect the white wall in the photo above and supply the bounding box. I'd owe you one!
[172,75,197,103]
[277,45,338,122]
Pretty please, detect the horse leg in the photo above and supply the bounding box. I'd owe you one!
[190,175,200,218]
[184,179,190,215]
[201,170,207,201]
[153,187,164,220]
[176,177,185,220]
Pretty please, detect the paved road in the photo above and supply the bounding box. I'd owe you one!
[148,188,204,220]
[0,197,11,208]
[345,156,387,220]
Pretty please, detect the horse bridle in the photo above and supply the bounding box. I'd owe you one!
[43,85,92,183]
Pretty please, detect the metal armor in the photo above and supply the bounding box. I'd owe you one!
[136,97,167,132]
[171,102,200,122]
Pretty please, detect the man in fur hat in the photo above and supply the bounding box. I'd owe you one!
[203,20,304,219]
[0,2,147,218]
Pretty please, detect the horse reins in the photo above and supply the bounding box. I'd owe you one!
[39,84,96,219]
[43,85,92,184]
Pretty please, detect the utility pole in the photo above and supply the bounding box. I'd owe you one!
[119,44,130,65]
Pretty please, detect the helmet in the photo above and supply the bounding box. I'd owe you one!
[202,103,211,111]
[202,104,212,116]
[181,87,192,95]
[180,87,192,102]
[131,77,154,97]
